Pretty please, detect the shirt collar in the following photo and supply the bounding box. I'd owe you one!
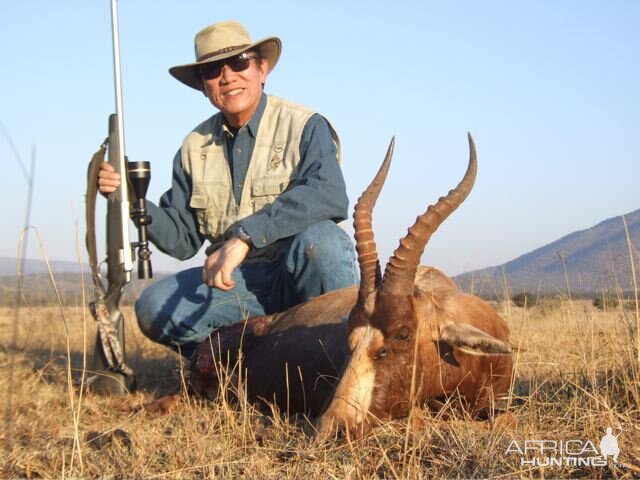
[245,92,267,137]
[216,93,268,140]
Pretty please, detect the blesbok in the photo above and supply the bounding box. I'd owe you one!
[189,134,513,437]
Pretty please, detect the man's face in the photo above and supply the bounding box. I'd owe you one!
[201,53,268,128]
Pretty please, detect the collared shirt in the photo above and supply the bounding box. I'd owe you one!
[146,93,348,260]
[222,92,268,205]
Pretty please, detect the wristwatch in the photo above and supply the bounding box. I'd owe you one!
[234,225,253,249]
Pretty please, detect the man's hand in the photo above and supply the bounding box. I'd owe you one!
[98,161,121,194]
[202,238,251,290]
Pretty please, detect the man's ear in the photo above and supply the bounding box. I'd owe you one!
[258,58,269,85]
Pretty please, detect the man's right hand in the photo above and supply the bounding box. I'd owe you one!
[202,238,251,291]
[98,161,121,194]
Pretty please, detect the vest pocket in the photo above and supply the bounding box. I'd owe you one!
[250,176,291,212]
[190,182,234,238]
[189,194,210,236]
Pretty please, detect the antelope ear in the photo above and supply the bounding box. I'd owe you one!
[438,322,512,356]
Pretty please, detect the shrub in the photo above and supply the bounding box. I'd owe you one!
[593,295,617,310]
[512,291,537,308]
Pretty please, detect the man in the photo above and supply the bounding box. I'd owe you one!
[98,21,357,358]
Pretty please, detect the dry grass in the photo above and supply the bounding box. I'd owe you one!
[1,298,639,479]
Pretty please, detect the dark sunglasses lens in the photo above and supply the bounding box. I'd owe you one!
[201,63,222,80]
[227,57,251,72]
[200,56,253,80]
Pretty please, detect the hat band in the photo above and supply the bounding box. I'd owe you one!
[198,44,251,62]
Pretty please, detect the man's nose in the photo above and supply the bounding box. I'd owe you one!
[219,64,236,82]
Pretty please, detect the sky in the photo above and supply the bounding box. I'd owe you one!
[1,1,638,277]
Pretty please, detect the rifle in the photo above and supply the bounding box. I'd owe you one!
[84,0,152,395]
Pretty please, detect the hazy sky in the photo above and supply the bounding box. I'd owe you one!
[1,1,638,276]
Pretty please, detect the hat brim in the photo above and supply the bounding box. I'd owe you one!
[169,36,281,91]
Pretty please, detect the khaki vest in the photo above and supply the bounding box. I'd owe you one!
[181,95,341,258]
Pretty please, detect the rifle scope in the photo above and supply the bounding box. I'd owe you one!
[127,161,153,279]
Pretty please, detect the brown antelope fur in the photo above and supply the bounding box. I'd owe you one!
[189,286,357,414]
[189,134,513,439]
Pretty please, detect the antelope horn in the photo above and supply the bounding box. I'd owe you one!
[381,133,477,296]
[353,137,395,309]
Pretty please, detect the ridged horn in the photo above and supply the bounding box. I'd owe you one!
[381,133,477,296]
[353,137,395,307]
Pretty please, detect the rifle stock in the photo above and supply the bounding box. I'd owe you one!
[87,114,133,395]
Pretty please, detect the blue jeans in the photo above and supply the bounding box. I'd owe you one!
[135,221,358,358]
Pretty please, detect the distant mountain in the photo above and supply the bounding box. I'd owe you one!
[0,271,165,307]
[3,209,639,304]
[0,257,165,306]
[0,257,89,276]
[454,209,640,297]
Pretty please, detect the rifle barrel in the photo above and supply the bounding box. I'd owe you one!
[109,0,133,274]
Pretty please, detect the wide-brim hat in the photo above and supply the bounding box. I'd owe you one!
[169,21,281,91]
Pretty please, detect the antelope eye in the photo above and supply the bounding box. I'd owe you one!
[374,347,387,360]
[394,328,412,342]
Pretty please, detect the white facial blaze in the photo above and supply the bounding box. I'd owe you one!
[317,325,383,435]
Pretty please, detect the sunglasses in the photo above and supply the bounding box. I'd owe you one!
[200,53,260,80]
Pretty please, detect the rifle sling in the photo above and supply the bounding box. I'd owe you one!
[86,142,107,295]
[85,142,133,378]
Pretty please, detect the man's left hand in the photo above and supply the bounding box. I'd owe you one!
[202,238,251,290]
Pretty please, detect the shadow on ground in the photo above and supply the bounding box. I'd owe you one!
[6,344,182,396]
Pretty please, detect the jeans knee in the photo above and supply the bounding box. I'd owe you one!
[135,287,162,342]
[294,221,353,260]
[288,221,358,291]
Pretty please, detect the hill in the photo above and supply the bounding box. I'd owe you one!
[454,209,640,297]
[0,257,165,306]
[0,257,89,276]
[3,209,639,304]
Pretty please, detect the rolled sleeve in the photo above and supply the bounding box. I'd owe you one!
[147,150,204,260]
